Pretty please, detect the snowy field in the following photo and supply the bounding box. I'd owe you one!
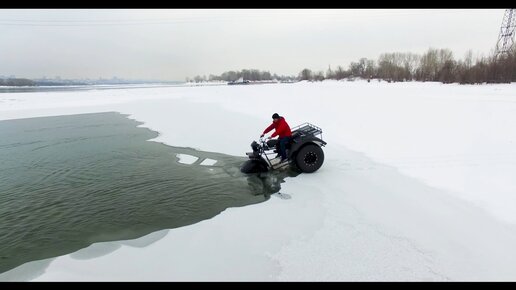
[1,80,516,281]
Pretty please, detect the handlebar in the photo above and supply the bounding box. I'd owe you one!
[259,136,272,143]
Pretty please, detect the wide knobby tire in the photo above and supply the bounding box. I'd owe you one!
[241,159,268,174]
[295,144,324,173]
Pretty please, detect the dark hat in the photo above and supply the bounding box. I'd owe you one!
[272,113,280,119]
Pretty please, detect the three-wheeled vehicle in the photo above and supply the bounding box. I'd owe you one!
[241,123,326,174]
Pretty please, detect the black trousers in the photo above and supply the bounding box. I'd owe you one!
[278,136,292,159]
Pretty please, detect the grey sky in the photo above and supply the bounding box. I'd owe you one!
[0,9,505,81]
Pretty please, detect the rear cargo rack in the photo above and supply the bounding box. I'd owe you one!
[291,122,323,140]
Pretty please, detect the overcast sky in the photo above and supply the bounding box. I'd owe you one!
[0,9,506,81]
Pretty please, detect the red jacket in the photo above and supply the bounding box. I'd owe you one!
[263,117,292,138]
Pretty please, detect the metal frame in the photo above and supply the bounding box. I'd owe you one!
[290,122,323,141]
[495,9,516,59]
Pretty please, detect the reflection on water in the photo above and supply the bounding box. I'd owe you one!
[0,112,295,277]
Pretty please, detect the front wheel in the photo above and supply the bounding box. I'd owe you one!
[241,159,269,174]
[294,144,324,173]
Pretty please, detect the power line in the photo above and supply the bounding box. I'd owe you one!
[0,10,474,27]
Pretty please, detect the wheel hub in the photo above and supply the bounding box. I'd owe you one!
[304,152,317,165]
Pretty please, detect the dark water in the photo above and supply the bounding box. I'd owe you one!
[0,112,297,275]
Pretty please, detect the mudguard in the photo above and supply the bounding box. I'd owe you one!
[289,136,326,158]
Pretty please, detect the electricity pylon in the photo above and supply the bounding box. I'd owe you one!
[495,9,516,59]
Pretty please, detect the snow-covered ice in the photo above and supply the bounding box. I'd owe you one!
[1,80,516,281]
[176,154,199,165]
[199,158,217,166]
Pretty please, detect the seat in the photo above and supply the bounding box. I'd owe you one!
[268,136,295,151]
[266,139,279,148]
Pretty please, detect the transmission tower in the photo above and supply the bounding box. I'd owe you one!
[495,9,516,58]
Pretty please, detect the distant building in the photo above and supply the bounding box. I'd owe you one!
[228,77,250,85]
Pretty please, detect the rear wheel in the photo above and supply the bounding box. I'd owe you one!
[295,144,324,173]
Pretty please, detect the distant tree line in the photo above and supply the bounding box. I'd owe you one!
[300,48,516,84]
[190,48,515,85]
[188,69,296,83]
[0,78,36,86]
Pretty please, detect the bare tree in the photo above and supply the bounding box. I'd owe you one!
[299,68,313,81]
[191,47,515,85]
